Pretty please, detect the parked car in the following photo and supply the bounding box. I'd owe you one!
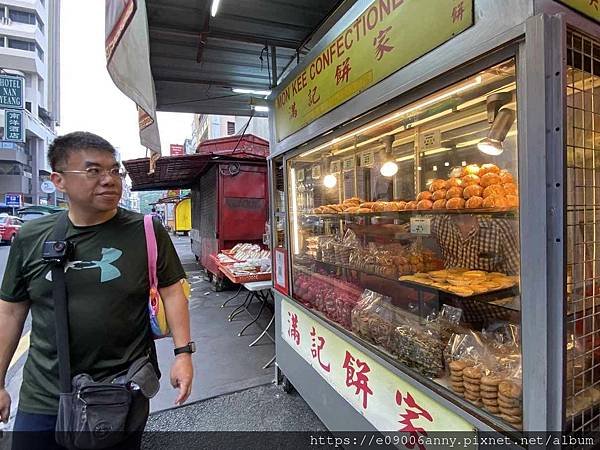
[17,205,65,222]
[0,215,23,244]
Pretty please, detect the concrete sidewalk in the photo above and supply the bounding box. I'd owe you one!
[148,235,325,433]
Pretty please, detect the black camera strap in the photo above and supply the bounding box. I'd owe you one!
[50,211,72,394]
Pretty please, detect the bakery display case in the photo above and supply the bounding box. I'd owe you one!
[287,59,524,429]
[269,0,600,439]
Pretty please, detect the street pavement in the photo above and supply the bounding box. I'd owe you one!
[0,243,31,432]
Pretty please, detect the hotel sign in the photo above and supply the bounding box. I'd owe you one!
[0,75,24,109]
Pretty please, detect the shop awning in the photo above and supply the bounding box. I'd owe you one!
[146,0,356,116]
[124,152,266,191]
[124,133,269,190]
[124,153,267,191]
[105,0,358,156]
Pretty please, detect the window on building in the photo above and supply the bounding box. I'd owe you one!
[36,43,44,61]
[25,102,31,112]
[37,15,44,34]
[227,121,235,135]
[9,9,36,25]
[8,38,35,52]
[0,36,4,47]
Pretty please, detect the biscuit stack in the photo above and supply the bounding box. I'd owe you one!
[449,360,469,397]
[498,381,523,429]
[480,375,502,414]
[462,366,483,406]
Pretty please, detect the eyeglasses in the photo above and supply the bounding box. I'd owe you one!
[58,167,127,180]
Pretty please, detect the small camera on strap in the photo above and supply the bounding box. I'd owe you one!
[42,240,74,264]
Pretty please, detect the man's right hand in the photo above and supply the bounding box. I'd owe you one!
[0,388,11,423]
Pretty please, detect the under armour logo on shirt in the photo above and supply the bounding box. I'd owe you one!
[45,248,123,283]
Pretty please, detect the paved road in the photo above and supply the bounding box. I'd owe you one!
[0,243,32,431]
[0,244,9,278]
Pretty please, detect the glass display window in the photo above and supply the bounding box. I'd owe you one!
[287,59,523,429]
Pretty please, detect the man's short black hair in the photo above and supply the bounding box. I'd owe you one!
[48,131,116,171]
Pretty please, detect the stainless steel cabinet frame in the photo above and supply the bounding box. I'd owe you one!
[267,0,600,434]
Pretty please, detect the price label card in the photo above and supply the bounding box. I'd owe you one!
[342,157,355,171]
[410,217,431,235]
[419,129,442,150]
[330,160,341,174]
[312,165,321,179]
[360,151,374,168]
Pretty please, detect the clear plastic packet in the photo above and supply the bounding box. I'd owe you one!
[334,243,352,265]
[426,305,467,348]
[388,322,444,378]
[351,290,382,336]
[444,330,495,375]
[373,249,397,278]
[351,290,397,344]
[342,228,360,247]
[320,237,338,264]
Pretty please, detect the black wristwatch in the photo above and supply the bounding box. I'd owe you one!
[174,341,196,356]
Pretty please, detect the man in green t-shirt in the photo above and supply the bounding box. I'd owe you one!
[0,132,194,449]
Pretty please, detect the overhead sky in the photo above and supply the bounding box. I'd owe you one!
[57,0,194,161]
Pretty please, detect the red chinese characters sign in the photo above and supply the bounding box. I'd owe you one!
[310,327,331,372]
[274,0,474,141]
[288,312,300,346]
[343,351,373,409]
[280,298,475,436]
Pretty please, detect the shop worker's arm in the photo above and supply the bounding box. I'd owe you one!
[159,282,193,406]
[0,299,30,422]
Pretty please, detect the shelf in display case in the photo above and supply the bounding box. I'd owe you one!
[295,256,520,313]
[300,207,519,220]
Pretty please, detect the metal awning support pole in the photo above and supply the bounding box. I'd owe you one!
[270,45,277,88]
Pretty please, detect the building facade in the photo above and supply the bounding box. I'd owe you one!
[191,114,269,150]
[0,0,61,208]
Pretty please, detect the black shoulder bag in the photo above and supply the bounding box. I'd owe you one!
[48,212,159,449]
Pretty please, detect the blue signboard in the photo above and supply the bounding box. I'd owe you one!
[0,75,24,109]
[5,194,21,208]
[4,110,24,142]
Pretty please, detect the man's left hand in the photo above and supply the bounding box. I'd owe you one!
[170,354,193,406]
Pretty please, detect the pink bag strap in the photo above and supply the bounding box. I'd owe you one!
[144,215,158,288]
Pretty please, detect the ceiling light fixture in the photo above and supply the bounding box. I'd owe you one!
[233,88,272,96]
[252,105,269,112]
[211,0,221,17]
[323,174,337,188]
[379,135,398,177]
[477,108,516,156]
[322,156,338,188]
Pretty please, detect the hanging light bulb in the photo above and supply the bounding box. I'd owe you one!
[379,134,398,177]
[323,174,337,188]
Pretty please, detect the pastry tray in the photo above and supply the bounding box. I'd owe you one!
[398,275,519,299]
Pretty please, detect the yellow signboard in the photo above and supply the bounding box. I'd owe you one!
[274,0,474,141]
[556,0,600,22]
[281,298,475,435]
